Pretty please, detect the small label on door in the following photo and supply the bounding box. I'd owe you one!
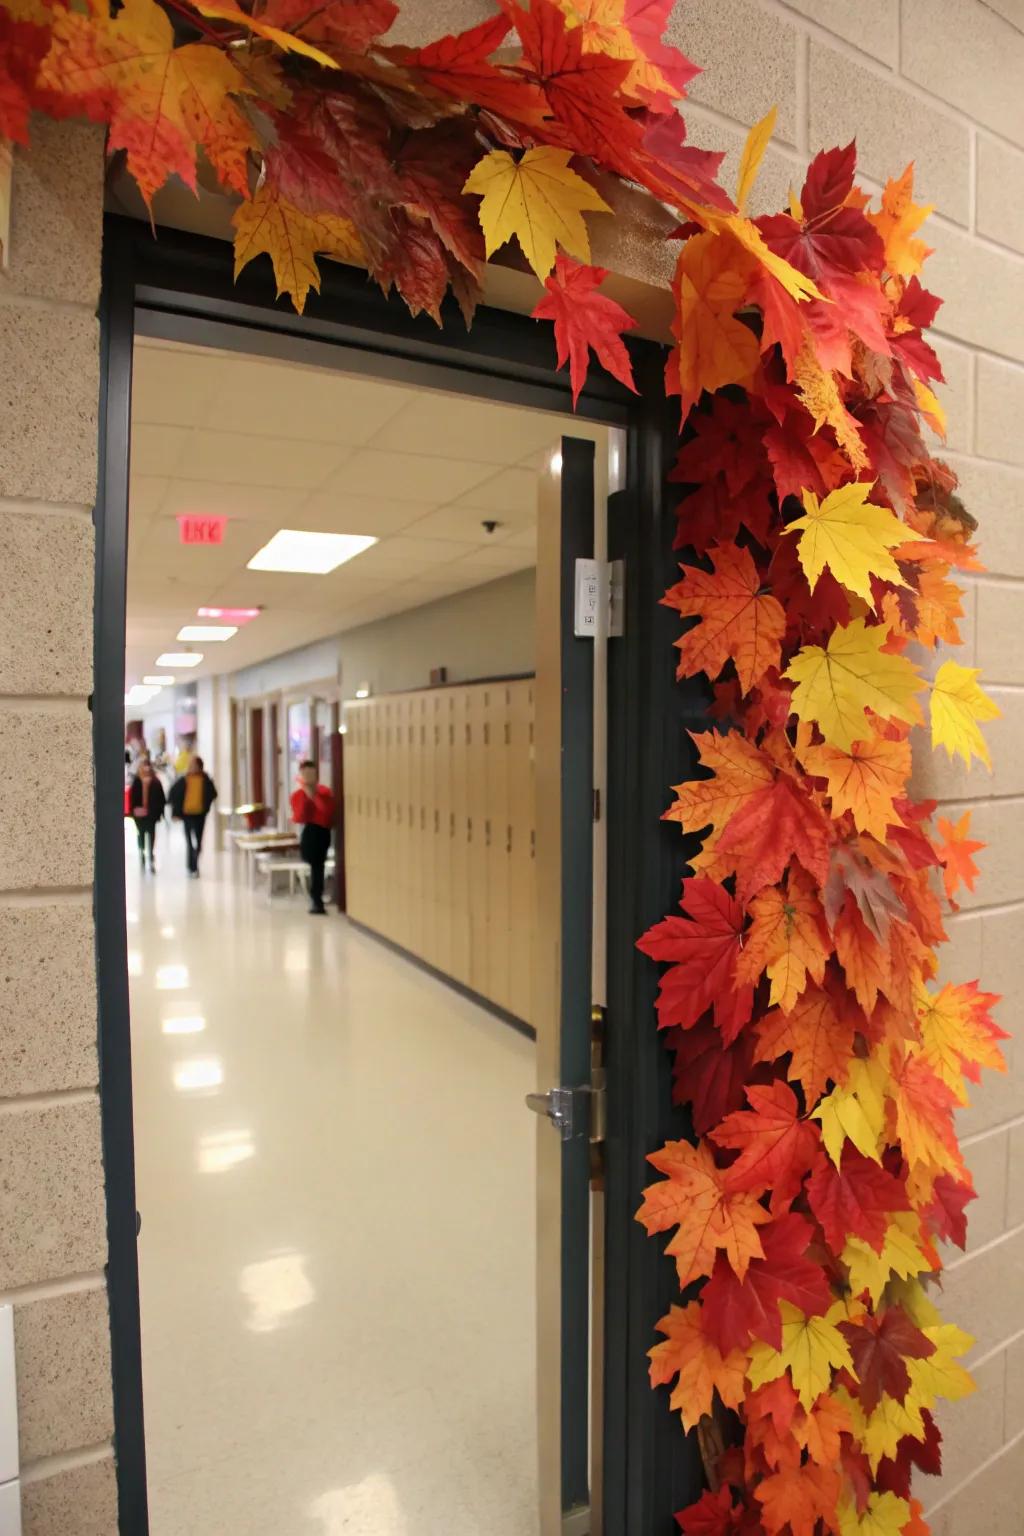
[574,558,602,637]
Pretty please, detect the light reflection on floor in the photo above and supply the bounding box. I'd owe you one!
[128,826,538,1534]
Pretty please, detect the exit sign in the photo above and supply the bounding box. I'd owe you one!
[178,514,227,546]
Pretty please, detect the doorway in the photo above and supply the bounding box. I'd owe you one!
[97,216,697,1535]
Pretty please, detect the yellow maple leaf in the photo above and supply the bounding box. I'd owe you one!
[193,0,339,69]
[907,1322,975,1408]
[747,1300,855,1411]
[671,231,761,414]
[792,335,869,472]
[843,1213,931,1306]
[861,1393,927,1469]
[736,105,777,214]
[233,185,365,313]
[869,163,934,278]
[811,1054,888,1165]
[913,378,947,438]
[930,659,999,769]
[462,146,610,281]
[785,482,925,604]
[915,979,1007,1105]
[838,1491,913,1536]
[799,731,911,840]
[785,618,924,752]
[719,214,822,303]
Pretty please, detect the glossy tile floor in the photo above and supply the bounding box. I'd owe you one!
[127,825,538,1534]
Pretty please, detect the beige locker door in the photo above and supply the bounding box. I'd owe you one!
[467,686,490,999]
[485,683,512,1012]
[449,688,470,986]
[419,694,437,968]
[508,678,535,1025]
[433,692,452,978]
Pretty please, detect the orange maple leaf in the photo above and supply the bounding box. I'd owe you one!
[668,231,760,418]
[663,730,773,874]
[833,896,891,1014]
[934,811,983,904]
[913,565,964,648]
[649,1301,748,1428]
[637,1138,770,1287]
[799,730,911,842]
[663,543,785,694]
[755,983,856,1105]
[886,1046,962,1188]
[915,979,1007,1105]
[734,867,831,1012]
[754,1460,841,1536]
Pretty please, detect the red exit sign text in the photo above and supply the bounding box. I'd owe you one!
[178,514,227,546]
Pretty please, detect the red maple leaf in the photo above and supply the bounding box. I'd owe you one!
[701,1212,832,1353]
[384,13,547,124]
[260,0,398,53]
[921,1171,976,1250]
[637,878,754,1042]
[676,1487,750,1536]
[876,1410,943,1497]
[806,1144,910,1253]
[838,1306,936,1413]
[666,1020,761,1136]
[716,772,833,902]
[531,255,638,406]
[711,1079,821,1204]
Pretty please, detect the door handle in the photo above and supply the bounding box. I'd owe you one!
[525,1084,605,1143]
[526,1088,575,1139]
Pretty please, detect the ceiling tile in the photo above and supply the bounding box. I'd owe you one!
[132,343,217,427]
[128,475,170,526]
[327,449,496,503]
[297,490,434,537]
[203,356,410,445]
[156,479,309,523]
[131,423,192,477]
[367,394,567,465]
[452,466,538,516]
[342,536,479,577]
[397,504,527,543]
[184,431,350,489]
[442,548,535,577]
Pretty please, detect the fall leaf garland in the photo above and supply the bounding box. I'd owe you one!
[6,1,1006,1530]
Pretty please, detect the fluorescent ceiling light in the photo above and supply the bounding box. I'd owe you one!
[143,674,175,686]
[247,529,377,575]
[197,606,260,622]
[161,1014,205,1036]
[176,624,238,642]
[156,652,203,668]
[125,684,160,706]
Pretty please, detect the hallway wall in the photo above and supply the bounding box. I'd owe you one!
[0,120,116,1528]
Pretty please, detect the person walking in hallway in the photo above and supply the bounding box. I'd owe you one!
[129,758,166,872]
[290,759,335,915]
[170,754,218,878]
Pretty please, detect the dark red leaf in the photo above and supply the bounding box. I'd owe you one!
[637,877,754,1042]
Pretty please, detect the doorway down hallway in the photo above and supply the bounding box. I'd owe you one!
[127,827,537,1535]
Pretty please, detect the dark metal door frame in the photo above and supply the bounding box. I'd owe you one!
[94,214,700,1534]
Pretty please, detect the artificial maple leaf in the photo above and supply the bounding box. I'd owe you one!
[649,1301,747,1428]
[799,732,911,841]
[791,333,869,472]
[754,1460,841,1536]
[553,0,701,112]
[665,1020,760,1136]
[531,254,638,405]
[668,231,760,419]
[921,1171,976,1250]
[736,871,831,1014]
[837,1492,913,1536]
[716,771,833,902]
[843,1213,933,1306]
[811,1052,888,1165]
[764,407,848,504]
[712,1079,821,1204]
[823,844,908,943]
[832,896,891,1012]
[755,983,855,1104]
[637,1136,770,1287]
[701,1212,832,1354]
[462,144,610,279]
[746,1300,856,1412]
[258,0,398,55]
[663,729,774,869]
[663,544,785,695]
[735,105,777,214]
[785,482,924,604]
[929,659,999,769]
[383,14,544,123]
[637,877,754,1040]
[233,185,365,314]
[912,565,963,649]
[839,1307,936,1414]
[906,1321,975,1407]
[785,618,924,752]
[675,1487,748,1536]
[934,811,983,903]
[868,163,933,278]
[190,0,343,66]
[807,1145,910,1254]
[887,1047,961,1188]
[914,979,1007,1105]
[1,11,55,144]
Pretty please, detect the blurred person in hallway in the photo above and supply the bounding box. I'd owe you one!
[129,757,166,873]
[170,754,218,879]
[290,759,335,916]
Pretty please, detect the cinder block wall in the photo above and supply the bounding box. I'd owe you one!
[0,121,118,1531]
[674,2,1024,1528]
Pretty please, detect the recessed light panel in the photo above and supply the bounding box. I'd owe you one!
[125,684,160,706]
[176,625,238,642]
[143,675,175,686]
[156,653,203,668]
[247,530,377,575]
[197,606,261,623]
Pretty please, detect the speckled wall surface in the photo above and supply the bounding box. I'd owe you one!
[0,117,118,1532]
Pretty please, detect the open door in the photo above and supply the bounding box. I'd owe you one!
[532,436,598,1535]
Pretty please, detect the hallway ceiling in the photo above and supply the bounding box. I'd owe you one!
[126,338,607,685]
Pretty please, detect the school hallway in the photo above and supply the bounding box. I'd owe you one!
[126,824,537,1535]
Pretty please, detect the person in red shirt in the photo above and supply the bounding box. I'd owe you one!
[290,759,335,915]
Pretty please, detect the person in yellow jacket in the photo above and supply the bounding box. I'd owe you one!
[169,755,218,878]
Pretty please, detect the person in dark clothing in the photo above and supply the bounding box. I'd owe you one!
[290,759,335,915]
[169,755,218,878]
[129,759,166,872]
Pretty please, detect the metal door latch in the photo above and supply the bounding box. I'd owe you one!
[525,1083,606,1143]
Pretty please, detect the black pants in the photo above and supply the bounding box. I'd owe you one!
[300,823,331,908]
[184,814,207,873]
[135,815,158,861]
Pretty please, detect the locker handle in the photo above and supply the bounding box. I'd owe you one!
[506,825,512,854]
[467,817,472,843]
[485,819,491,847]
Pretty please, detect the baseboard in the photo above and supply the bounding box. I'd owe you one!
[343,916,537,1041]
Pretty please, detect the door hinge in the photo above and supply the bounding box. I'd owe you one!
[573,558,624,639]
[525,1083,606,1143]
